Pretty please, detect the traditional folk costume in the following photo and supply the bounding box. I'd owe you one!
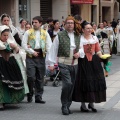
[0,25,24,105]
[116,23,120,55]
[0,14,21,46]
[96,28,112,76]
[96,28,111,54]
[107,27,116,54]
[107,27,115,47]
[16,26,25,40]
[22,27,52,102]
[47,16,81,115]
[0,14,29,94]
[48,30,80,113]
[72,35,106,103]
[17,26,25,35]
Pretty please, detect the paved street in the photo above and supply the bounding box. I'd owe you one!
[0,54,120,120]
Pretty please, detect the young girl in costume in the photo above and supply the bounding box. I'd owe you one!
[0,25,24,110]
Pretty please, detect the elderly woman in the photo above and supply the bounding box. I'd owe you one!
[0,25,24,110]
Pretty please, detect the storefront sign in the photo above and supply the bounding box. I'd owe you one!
[70,0,94,4]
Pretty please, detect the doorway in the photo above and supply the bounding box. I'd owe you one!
[91,5,97,24]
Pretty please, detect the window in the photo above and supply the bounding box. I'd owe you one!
[40,0,52,23]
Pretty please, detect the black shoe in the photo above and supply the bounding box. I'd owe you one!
[0,107,4,111]
[88,104,97,112]
[61,106,69,115]
[35,100,46,104]
[68,108,73,114]
[80,106,89,112]
[0,104,4,111]
[27,96,33,103]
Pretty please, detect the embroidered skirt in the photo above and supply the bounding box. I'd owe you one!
[0,56,24,103]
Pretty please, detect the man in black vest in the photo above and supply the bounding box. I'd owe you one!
[47,16,81,115]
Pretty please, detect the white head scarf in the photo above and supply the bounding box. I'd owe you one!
[0,13,12,26]
[0,25,17,47]
[0,13,18,36]
[0,25,9,31]
[0,25,9,38]
[0,25,10,49]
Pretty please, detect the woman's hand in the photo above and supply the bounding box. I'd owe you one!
[73,52,80,59]
[10,43,17,49]
[9,43,19,53]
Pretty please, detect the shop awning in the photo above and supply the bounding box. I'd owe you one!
[70,0,94,4]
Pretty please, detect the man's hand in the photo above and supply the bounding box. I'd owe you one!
[27,45,31,48]
[33,51,39,57]
[73,52,80,59]
[48,66,55,71]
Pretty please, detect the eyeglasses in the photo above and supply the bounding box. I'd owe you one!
[66,22,74,25]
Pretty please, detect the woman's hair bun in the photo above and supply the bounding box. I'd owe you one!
[81,20,89,29]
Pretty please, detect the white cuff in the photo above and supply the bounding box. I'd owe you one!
[50,63,54,66]
[96,51,102,55]
[28,48,35,54]
[79,49,85,58]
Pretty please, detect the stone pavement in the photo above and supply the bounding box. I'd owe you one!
[101,71,120,109]
[0,55,120,120]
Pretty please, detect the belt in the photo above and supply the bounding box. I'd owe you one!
[26,55,42,59]
[27,49,43,59]
[58,57,78,65]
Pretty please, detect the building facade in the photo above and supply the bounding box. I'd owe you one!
[70,0,99,24]
[70,0,119,25]
[0,0,39,26]
[100,0,119,22]
[0,0,119,26]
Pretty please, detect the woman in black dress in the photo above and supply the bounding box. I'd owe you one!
[0,25,24,110]
[72,21,107,112]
